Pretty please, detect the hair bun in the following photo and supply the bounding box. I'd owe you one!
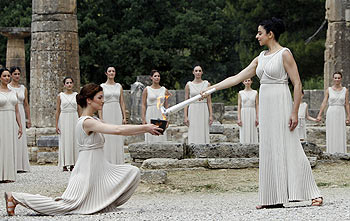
[271,17,285,35]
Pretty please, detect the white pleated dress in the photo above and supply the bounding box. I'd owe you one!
[239,90,258,144]
[101,83,124,164]
[296,102,307,140]
[145,86,167,143]
[256,48,321,205]
[58,92,79,168]
[187,81,210,144]
[8,84,30,172]
[12,116,141,215]
[326,87,347,153]
[0,90,18,181]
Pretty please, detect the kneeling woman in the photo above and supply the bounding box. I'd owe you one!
[4,83,162,216]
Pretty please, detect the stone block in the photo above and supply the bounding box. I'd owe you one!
[224,105,237,111]
[28,146,39,162]
[308,157,318,168]
[187,143,259,158]
[306,90,324,110]
[141,158,208,169]
[212,103,224,123]
[306,127,326,147]
[37,152,58,164]
[124,134,144,145]
[209,134,227,143]
[222,111,237,124]
[128,142,184,160]
[302,142,324,158]
[166,126,187,143]
[37,135,59,147]
[208,158,259,169]
[209,122,224,134]
[223,124,240,143]
[326,0,346,22]
[321,153,350,161]
[140,170,167,184]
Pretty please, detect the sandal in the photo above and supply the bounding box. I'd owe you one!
[311,197,323,206]
[69,165,74,171]
[256,204,284,209]
[4,192,17,216]
[63,166,68,172]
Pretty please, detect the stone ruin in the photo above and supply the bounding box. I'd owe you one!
[1,0,350,183]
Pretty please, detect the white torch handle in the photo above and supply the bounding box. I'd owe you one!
[165,88,216,115]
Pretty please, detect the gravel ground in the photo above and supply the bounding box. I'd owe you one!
[1,166,349,221]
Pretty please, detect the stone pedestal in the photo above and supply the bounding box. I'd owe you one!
[30,0,80,127]
[0,27,31,87]
[324,0,350,89]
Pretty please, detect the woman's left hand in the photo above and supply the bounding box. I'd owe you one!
[209,116,213,125]
[123,118,127,124]
[346,118,350,125]
[18,127,23,139]
[289,112,298,131]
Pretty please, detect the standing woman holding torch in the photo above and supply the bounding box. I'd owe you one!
[184,65,213,144]
[202,17,322,208]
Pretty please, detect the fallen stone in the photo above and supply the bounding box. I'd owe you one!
[140,169,167,184]
[321,153,350,161]
[141,158,208,169]
[209,122,224,134]
[187,143,259,158]
[37,152,58,164]
[209,134,227,143]
[208,158,259,169]
[37,135,59,147]
[129,142,184,160]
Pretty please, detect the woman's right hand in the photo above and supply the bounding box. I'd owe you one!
[184,117,189,126]
[237,119,242,127]
[146,124,163,135]
[316,115,322,122]
[56,127,61,134]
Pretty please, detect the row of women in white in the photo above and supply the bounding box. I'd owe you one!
[3,16,348,215]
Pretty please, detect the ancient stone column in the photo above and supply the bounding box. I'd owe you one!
[324,0,350,89]
[0,27,31,87]
[31,0,80,127]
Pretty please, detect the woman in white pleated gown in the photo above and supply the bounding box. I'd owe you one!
[0,68,22,183]
[8,66,31,172]
[317,72,350,153]
[55,77,80,172]
[184,65,213,144]
[297,90,317,141]
[202,17,322,208]
[5,83,163,216]
[142,70,170,143]
[237,78,259,144]
[100,66,127,164]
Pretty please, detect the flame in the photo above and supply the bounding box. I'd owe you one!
[157,95,169,120]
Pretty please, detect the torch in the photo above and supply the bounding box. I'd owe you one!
[161,88,216,117]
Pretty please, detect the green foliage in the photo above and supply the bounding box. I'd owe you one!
[303,76,324,90]
[0,0,326,101]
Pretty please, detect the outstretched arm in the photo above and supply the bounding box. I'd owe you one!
[83,118,162,136]
[205,57,258,92]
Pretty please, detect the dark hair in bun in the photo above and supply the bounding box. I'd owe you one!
[63,76,74,84]
[259,17,285,41]
[9,66,21,74]
[150,69,159,77]
[0,68,10,77]
[105,65,116,73]
[76,83,103,108]
[333,71,342,78]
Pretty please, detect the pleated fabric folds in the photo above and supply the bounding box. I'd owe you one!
[256,48,321,205]
[12,116,140,215]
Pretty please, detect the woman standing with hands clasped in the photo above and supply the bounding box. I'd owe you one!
[316,72,350,153]
[0,68,22,182]
[237,78,259,144]
[201,17,322,208]
[184,65,213,144]
[55,77,80,172]
[8,66,31,172]
[141,70,170,143]
[100,66,127,164]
